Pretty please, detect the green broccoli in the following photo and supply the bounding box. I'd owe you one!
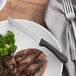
[4,31,15,44]
[0,30,17,62]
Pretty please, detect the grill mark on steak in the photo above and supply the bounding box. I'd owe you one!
[16,49,42,73]
[15,49,41,63]
[33,60,46,74]
[20,52,47,76]
[23,59,46,76]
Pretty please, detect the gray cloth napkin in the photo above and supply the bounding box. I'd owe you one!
[45,0,76,76]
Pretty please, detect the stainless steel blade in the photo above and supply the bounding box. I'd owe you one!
[8,17,41,44]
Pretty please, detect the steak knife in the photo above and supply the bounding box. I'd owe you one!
[8,17,68,63]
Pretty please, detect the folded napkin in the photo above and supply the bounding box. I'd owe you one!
[45,0,76,76]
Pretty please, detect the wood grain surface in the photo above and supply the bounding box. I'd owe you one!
[0,0,48,26]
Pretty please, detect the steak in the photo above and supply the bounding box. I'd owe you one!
[3,54,17,76]
[0,48,48,76]
[15,49,47,76]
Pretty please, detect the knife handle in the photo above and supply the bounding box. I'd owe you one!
[39,39,68,63]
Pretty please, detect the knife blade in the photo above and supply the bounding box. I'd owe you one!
[8,17,68,63]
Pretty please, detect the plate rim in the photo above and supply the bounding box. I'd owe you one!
[0,0,7,11]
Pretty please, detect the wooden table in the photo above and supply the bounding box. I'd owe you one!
[0,0,48,27]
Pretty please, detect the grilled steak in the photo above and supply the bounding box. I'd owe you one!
[15,49,47,76]
[0,48,48,76]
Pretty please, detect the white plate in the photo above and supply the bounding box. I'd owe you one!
[0,0,6,11]
[0,19,63,76]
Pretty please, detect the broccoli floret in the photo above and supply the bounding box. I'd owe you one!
[4,31,15,44]
[9,45,17,53]
[0,30,17,62]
